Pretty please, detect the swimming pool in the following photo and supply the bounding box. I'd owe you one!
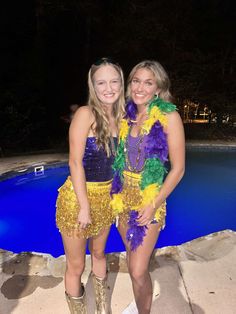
[0,149,235,257]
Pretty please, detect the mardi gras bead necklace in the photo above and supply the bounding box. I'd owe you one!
[111,95,176,196]
[124,132,145,173]
[124,108,150,172]
[109,136,117,156]
[110,96,176,249]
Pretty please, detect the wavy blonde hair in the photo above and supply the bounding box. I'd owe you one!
[88,59,125,156]
[126,60,173,102]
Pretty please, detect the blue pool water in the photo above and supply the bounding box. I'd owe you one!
[0,150,235,257]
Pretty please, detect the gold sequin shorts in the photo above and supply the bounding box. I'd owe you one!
[119,171,166,229]
[56,176,114,238]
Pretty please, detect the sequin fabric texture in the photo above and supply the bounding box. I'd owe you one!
[119,171,166,229]
[56,137,116,238]
[83,137,116,182]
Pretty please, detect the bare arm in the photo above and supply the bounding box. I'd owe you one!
[69,106,94,227]
[153,111,185,206]
[138,111,185,225]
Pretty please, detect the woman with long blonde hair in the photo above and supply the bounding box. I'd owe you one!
[56,58,124,314]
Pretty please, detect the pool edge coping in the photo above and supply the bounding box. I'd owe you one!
[0,142,236,178]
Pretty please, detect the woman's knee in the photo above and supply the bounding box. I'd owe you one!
[91,248,105,261]
[129,266,148,283]
[66,259,85,276]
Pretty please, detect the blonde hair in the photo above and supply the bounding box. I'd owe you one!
[88,59,125,156]
[126,60,173,102]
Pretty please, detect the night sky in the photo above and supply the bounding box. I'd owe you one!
[0,0,235,153]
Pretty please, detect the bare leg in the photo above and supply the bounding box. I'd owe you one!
[62,234,87,297]
[119,223,161,314]
[89,227,111,277]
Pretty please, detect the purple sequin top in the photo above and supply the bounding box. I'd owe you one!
[82,137,117,182]
[125,134,147,173]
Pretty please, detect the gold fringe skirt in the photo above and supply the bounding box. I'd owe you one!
[56,177,114,238]
[119,171,166,228]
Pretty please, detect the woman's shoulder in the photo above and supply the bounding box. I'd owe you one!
[158,100,183,132]
[165,110,183,134]
[70,105,95,134]
[157,98,177,113]
[73,105,94,121]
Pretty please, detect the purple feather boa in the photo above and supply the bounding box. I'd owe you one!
[125,100,168,163]
[126,210,148,251]
[110,171,122,195]
[125,100,137,122]
[145,121,168,162]
[112,99,168,250]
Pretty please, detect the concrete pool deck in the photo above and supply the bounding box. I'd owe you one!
[0,145,236,313]
[1,231,236,314]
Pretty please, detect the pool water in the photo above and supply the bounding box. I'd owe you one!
[0,150,235,257]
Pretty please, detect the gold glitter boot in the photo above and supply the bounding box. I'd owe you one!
[65,284,87,314]
[92,272,111,314]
